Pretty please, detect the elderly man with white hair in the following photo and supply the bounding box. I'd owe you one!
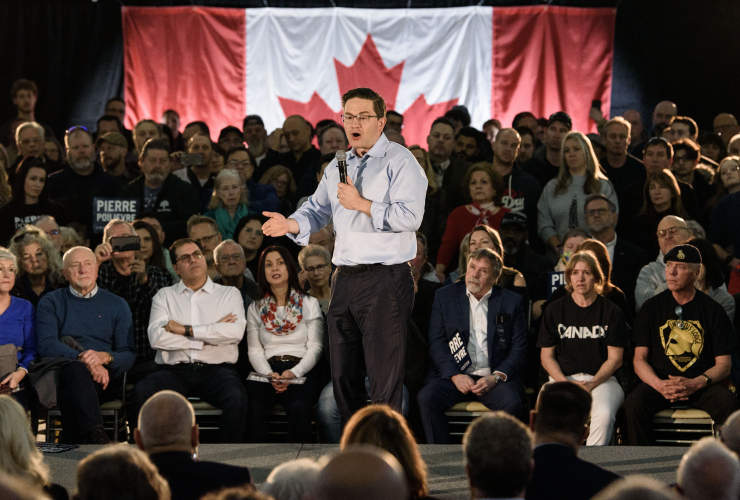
[36,245,136,444]
[677,437,740,500]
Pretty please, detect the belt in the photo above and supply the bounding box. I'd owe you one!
[269,355,302,363]
[177,361,208,367]
[338,263,385,275]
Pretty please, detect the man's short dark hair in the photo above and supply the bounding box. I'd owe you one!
[10,78,38,99]
[644,136,673,158]
[456,127,480,141]
[185,121,210,137]
[97,114,123,133]
[341,88,386,119]
[672,138,700,161]
[105,97,124,108]
[317,123,348,147]
[535,382,592,438]
[430,117,455,134]
[670,115,698,138]
[169,238,199,264]
[140,138,171,159]
[463,412,533,498]
[242,115,264,129]
[444,108,471,127]
[386,110,403,123]
[512,111,536,128]
[136,211,162,224]
[584,193,617,214]
[163,109,179,118]
[515,125,535,143]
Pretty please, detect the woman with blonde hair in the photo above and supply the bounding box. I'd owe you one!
[341,404,428,499]
[0,395,68,499]
[537,250,629,446]
[260,165,296,217]
[537,132,618,254]
[409,145,449,265]
[204,169,253,240]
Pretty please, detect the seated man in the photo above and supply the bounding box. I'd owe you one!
[418,248,527,444]
[95,219,173,381]
[187,215,222,280]
[130,238,248,443]
[134,391,252,500]
[624,244,740,445]
[36,246,136,444]
[213,239,259,309]
[526,382,620,500]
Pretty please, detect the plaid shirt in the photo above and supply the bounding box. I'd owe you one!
[97,261,174,361]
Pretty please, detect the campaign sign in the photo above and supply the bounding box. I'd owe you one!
[547,271,565,299]
[449,331,472,373]
[93,198,139,234]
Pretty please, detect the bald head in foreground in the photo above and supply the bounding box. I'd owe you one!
[316,446,408,500]
[135,391,252,500]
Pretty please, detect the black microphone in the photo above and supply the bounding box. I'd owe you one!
[336,150,347,184]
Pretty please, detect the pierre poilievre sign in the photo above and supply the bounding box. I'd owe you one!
[93,198,138,234]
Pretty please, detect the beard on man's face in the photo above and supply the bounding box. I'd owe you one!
[69,157,93,173]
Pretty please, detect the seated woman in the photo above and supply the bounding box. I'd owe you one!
[246,246,323,443]
[225,147,280,213]
[297,244,332,316]
[8,228,63,309]
[410,145,449,265]
[0,248,36,410]
[537,250,629,446]
[204,169,254,240]
[133,220,175,278]
[341,405,428,500]
[234,214,268,280]
[706,156,740,218]
[0,396,68,500]
[260,165,296,217]
[435,163,508,281]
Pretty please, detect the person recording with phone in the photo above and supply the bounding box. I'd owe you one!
[95,219,173,381]
[262,87,427,425]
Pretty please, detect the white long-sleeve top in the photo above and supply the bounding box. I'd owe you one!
[247,295,324,378]
[148,278,246,365]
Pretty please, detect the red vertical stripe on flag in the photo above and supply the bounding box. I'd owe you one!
[122,6,246,137]
[492,6,615,132]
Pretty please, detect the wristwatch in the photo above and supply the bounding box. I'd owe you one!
[701,374,712,386]
[492,373,502,384]
[184,325,193,337]
[107,353,114,365]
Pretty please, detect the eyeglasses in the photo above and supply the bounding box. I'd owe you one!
[657,226,688,238]
[304,264,328,274]
[341,114,380,124]
[227,160,251,168]
[176,250,204,264]
[585,208,609,217]
[18,138,42,146]
[218,253,244,264]
[65,125,89,135]
[192,234,219,246]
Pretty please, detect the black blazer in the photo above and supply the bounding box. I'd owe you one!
[526,444,620,500]
[149,451,252,500]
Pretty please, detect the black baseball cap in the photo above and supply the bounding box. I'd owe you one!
[218,126,243,141]
[547,111,572,130]
[500,211,528,229]
[663,244,702,265]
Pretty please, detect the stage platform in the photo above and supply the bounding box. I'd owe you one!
[44,444,688,499]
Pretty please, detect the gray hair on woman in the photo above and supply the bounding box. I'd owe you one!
[297,244,332,270]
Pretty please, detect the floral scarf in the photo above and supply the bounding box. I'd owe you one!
[259,290,304,336]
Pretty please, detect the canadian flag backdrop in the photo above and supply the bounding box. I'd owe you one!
[122,6,616,147]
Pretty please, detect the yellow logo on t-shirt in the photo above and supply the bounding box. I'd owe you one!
[659,319,704,372]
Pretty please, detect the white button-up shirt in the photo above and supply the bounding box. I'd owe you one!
[466,287,492,377]
[148,277,246,365]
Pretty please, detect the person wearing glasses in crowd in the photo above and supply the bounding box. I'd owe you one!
[263,87,427,423]
[297,244,332,315]
[0,157,67,246]
[130,238,248,443]
[204,169,254,240]
[224,147,281,214]
[8,227,64,308]
[7,121,62,185]
[213,239,259,309]
[260,165,297,217]
[187,215,223,280]
[32,215,62,253]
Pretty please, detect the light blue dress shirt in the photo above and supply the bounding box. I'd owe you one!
[288,133,428,266]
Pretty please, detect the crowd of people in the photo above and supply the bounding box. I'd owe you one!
[1,75,740,495]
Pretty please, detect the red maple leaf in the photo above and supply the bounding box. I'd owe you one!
[277,34,461,147]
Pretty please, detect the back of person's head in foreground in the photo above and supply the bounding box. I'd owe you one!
[676,437,740,500]
[135,390,197,454]
[591,476,680,500]
[202,485,272,500]
[315,446,408,500]
[720,409,740,456]
[73,445,171,500]
[0,396,50,490]
[340,404,427,499]
[463,411,533,499]
[260,458,324,500]
[0,473,50,500]
[531,382,592,448]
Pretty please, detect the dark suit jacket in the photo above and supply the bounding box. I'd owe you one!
[526,444,620,500]
[149,451,252,500]
[427,282,527,381]
[440,157,471,210]
[611,236,650,320]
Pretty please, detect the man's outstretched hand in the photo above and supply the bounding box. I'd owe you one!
[262,212,299,237]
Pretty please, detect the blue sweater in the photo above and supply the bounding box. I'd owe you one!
[36,288,136,377]
[0,296,37,370]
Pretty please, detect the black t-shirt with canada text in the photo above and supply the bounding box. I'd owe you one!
[634,289,738,379]
[537,294,629,376]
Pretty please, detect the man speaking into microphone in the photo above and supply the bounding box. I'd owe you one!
[262,87,427,423]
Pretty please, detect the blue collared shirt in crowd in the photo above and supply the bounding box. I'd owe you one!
[288,133,428,266]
